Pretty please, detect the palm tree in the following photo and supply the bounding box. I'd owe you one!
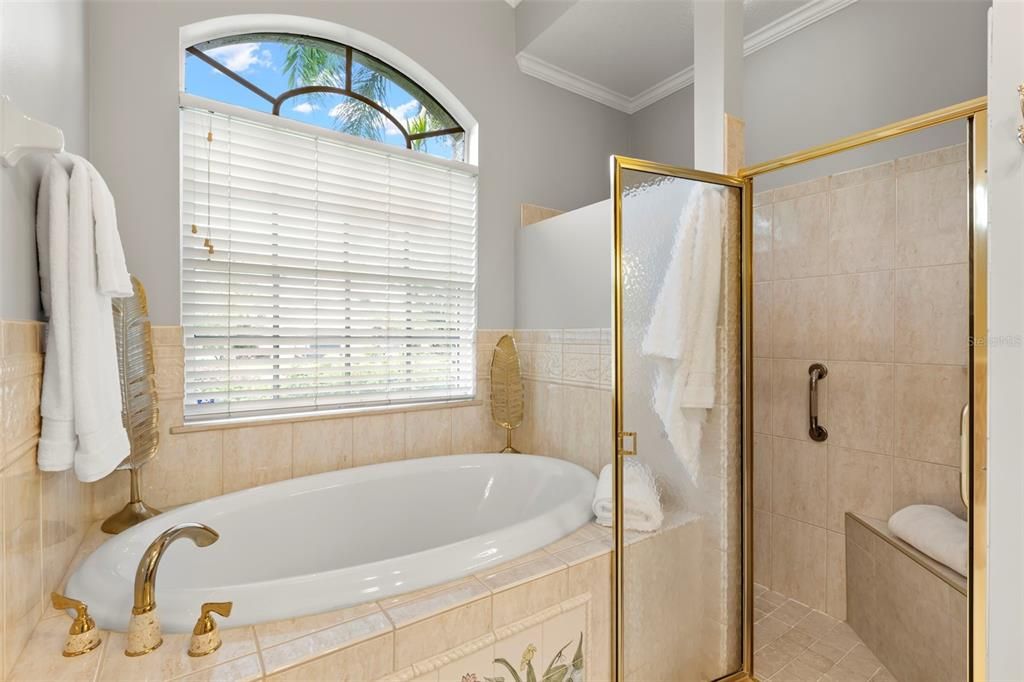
[283,43,388,141]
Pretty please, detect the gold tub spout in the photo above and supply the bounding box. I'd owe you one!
[125,522,219,656]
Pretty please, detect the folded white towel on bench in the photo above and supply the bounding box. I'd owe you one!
[888,504,968,577]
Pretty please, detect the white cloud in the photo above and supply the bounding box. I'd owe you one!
[206,43,272,73]
[292,102,318,114]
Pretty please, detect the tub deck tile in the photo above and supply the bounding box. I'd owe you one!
[97,625,258,681]
[7,615,107,681]
[476,553,568,593]
[259,612,393,676]
[175,653,263,682]
[379,577,490,628]
[253,601,384,650]
[542,522,608,554]
[552,537,612,566]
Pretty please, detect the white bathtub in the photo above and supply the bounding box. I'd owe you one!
[67,453,597,633]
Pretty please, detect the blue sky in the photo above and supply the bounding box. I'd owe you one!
[184,40,421,148]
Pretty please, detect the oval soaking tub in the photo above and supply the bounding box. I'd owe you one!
[67,453,597,633]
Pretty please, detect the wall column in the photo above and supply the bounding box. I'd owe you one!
[693,0,744,174]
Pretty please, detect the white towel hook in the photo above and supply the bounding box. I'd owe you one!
[0,94,64,167]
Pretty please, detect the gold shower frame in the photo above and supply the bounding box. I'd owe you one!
[610,96,988,682]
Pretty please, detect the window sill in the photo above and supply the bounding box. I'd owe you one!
[170,397,483,435]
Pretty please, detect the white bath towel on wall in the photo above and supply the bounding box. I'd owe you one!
[641,186,725,483]
[36,154,133,482]
[888,504,969,578]
[592,461,664,532]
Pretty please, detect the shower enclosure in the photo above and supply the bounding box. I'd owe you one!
[607,98,987,682]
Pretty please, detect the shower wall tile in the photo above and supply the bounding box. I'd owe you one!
[754,511,772,592]
[827,362,894,455]
[826,447,892,532]
[771,514,827,611]
[827,271,895,362]
[829,160,895,191]
[826,531,847,620]
[772,192,830,280]
[897,156,969,268]
[753,434,772,512]
[771,437,827,526]
[753,361,772,435]
[894,364,967,467]
[895,264,969,365]
[771,277,828,359]
[754,205,773,282]
[753,282,771,357]
[894,143,967,174]
[753,145,970,608]
[828,175,896,275]
[892,457,964,519]
[773,176,829,203]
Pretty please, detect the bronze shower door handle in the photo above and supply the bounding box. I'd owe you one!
[808,363,828,442]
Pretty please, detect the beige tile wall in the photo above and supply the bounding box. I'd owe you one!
[0,321,92,680]
[514,328,613,475]
[752,144,970,619]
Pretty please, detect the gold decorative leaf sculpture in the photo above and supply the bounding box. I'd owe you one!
[490,334,524,453]
[101,275,162,534]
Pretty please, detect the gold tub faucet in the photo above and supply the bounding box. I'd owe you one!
[125,522,220,657]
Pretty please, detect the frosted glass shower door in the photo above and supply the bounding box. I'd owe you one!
[612,158,747,682]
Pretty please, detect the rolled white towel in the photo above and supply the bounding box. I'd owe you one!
[888,504,968,577]
[592,461,664,532]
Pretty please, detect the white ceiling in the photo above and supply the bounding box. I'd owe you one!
[516,0,857,113]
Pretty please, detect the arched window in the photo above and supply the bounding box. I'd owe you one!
[184,32,466,160]
[179,20,478,422]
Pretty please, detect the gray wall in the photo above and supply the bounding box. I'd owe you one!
[0,0,90,321]
[86,0,631,327]
[743,0,988,188]
[515,199,611,329]
[629,85,695,169]
[625,0,988,187]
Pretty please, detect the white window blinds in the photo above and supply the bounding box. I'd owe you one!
[181,107,478,421]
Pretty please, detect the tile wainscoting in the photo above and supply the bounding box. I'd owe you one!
[94,327,614,519]
[752,143,970,619]
[0,321,92,680]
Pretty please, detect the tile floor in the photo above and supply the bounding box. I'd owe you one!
[753,584,895,681]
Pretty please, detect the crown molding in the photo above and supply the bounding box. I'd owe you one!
[629,65,696,113]
[515,52,634,113]
[744,0,860,56]
[517,0,859,114]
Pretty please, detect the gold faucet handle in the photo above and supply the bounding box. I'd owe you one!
[50,592,102,657]
[189,601,233,657]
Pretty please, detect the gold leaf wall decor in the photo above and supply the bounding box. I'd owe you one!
[101,274,162,534]
[490,334,524,453]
